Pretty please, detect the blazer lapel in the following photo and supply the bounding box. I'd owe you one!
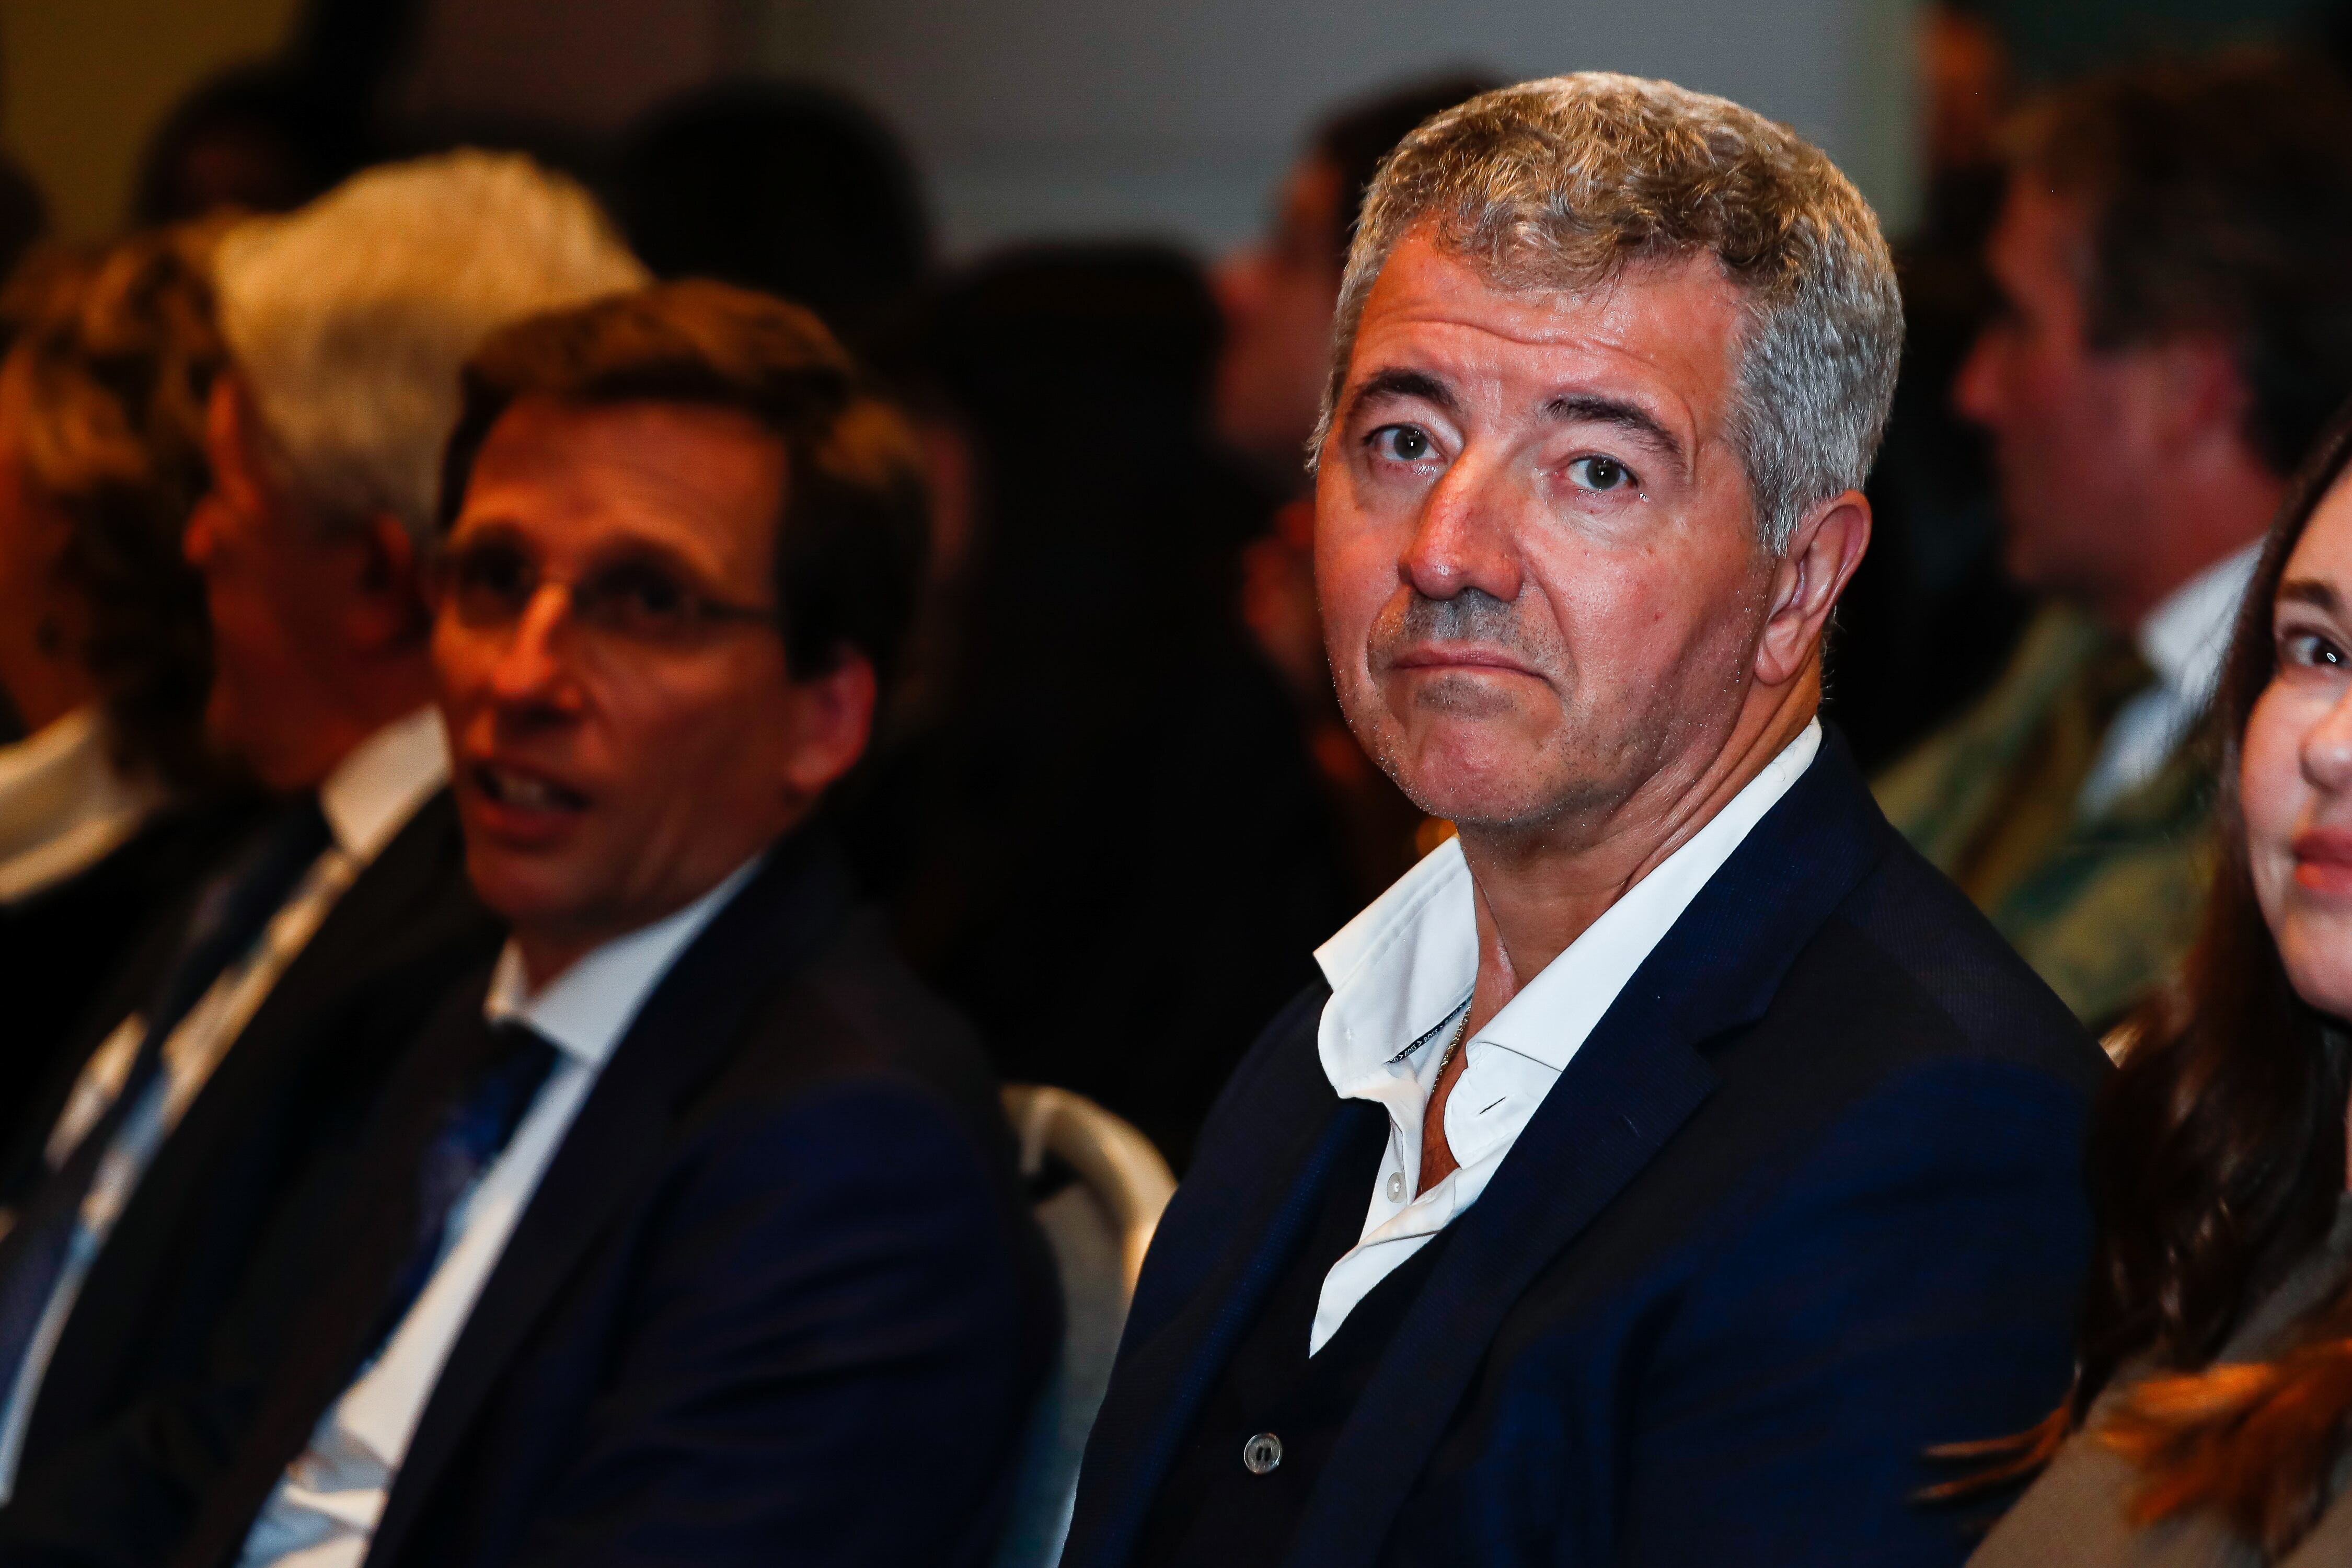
[1284,731,1893,1568]
[363,831,857,1568]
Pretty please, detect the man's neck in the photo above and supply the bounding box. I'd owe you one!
[1455,677,1818,1029]
[270,662,435,795]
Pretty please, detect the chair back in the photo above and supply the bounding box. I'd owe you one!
[991,1085,1176,1568]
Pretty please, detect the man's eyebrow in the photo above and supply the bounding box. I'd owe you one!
[2279,577,2338,613]
[1344,367,1460,423]
[1542,394,1687,471]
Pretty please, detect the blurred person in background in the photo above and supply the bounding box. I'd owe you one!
[1828,0,2032,770]
[843,243,1353,1169]
[617,80,930,364]
[1218,72,1500,900]
[145,280,1054,1568]
[131,63,370,228]
[1876,53,2352,1029]
[1968,402,2352,1566]
[0,226,260,1152]
[0,153,641,1555]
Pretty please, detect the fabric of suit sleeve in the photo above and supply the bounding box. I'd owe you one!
[1608,1056,2089,1568]
[499,1076,1039,1568]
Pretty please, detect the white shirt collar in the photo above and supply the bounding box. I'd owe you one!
[1317,719,1822,1095]
[0,706,167,904]
[481,854,762,1068]
[318,707,451,863]
[2137,539,2263,706]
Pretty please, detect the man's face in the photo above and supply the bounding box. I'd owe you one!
[185,377,374,790]
[1213,154,1347,474]
[433,398,865,965]
[1316,230,1775,836]
[1954,183,2152,599]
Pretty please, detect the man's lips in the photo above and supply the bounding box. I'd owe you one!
[2293,828,2352,893]
[461,759,591,841]
[1385,645,1541,678]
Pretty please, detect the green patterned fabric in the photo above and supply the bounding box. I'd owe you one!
[1873,603,2219,1029]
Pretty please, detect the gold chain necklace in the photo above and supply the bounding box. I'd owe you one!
[1433,1004,1472,1079]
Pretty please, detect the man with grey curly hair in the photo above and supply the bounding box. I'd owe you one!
[1064,75,2104,1568]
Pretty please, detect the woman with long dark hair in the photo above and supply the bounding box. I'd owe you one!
[1972,401,2352,1562]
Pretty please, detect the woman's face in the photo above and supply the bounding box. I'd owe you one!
[2246,472,2352,1017]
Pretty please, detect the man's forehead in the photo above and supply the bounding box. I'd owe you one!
[462,398,782,574]
[1344,234,1742,431]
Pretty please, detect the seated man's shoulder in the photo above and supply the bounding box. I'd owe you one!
[683,906,1034,1193]
[1778,831,2109,1101]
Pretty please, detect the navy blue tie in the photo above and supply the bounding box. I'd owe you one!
[361,1021,561,1362]
[0,798,335,1400]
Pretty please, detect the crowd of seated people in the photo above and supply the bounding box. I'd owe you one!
[0,39,2348,1568]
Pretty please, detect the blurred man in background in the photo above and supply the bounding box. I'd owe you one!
[846,241,1353,1169]
[0,153,642,1555]
[1876,53,2352,1028]
[1826,0,2031,770]
[617,80,931,365]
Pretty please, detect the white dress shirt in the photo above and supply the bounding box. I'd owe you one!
[0,706,167,905]
[2076,540,2262,819]
[238,855,761,1568]
[1308,720,1821,1355]
[0,706,450,1500]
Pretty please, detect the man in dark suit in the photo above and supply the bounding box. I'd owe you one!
[1062,74,2111,1568]
[0,155,645,1524]
[14,280,1056,1568]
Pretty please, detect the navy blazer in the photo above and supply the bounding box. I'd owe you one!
[0,831,1058,1568]
[1063,728,2110,1568]
[0,792,503,1501]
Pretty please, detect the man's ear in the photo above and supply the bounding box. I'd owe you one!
[779,648,878,806]
[202,374,272,525]
[1754,490,1871,689]
[343,514,429,650]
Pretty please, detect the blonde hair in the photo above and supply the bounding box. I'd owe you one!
[1318,73,1902,552]
[213,149,648,540]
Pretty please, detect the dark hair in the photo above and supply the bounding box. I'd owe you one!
[439,279,930,690]
[1310,71,1503,267]
[1,224,229,792]
[2007,51,2352,477]
[131,62,366,228]
[1984,396,2352,1552]
[617,80,930,358]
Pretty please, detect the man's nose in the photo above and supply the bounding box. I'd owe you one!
[1951,328,2001,429]
[1212,248,1271,325]
[487,585,581,709]
[1399,456,1523,605]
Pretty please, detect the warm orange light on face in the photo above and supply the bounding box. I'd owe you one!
[432,397,865,982]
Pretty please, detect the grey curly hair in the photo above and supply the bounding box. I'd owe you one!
[1315,72,1903,553]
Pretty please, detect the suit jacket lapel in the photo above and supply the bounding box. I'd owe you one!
[364,831,857,1567]
[1284,731,1892,1568]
